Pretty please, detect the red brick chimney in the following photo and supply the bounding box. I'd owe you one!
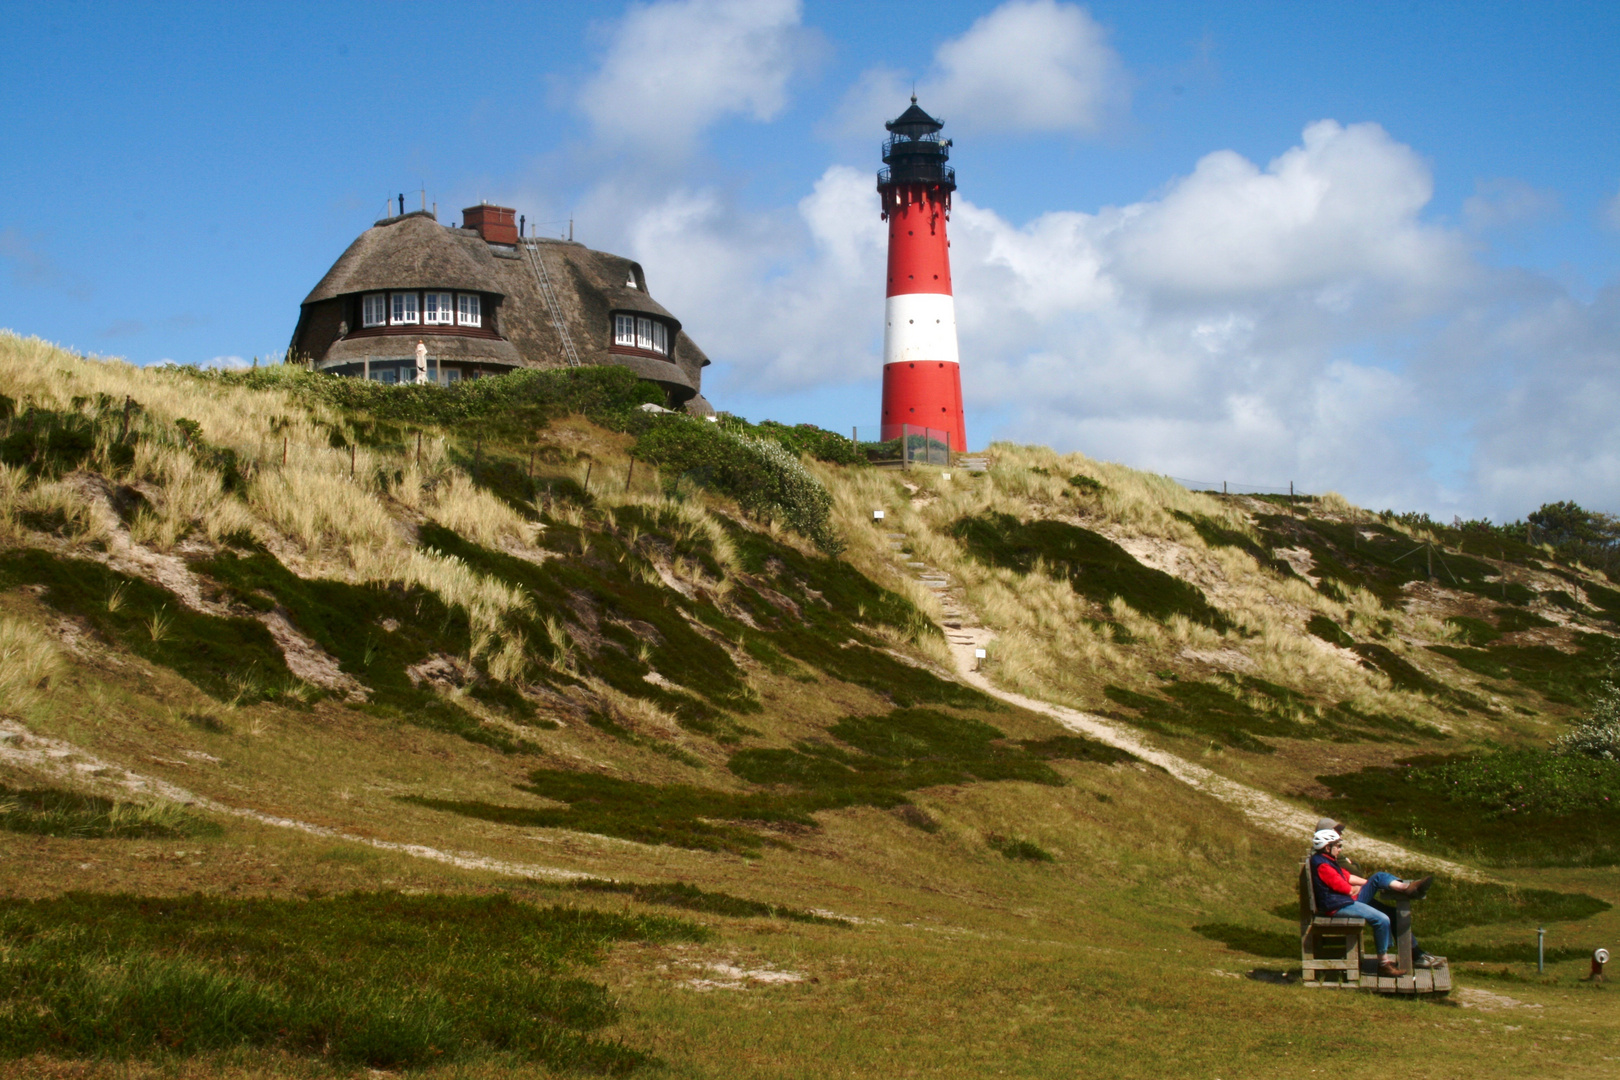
[462,204,518,244]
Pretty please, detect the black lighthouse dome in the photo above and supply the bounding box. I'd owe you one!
[879,96,955,190]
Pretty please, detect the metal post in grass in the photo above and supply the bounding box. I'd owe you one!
[416,431,422,469]
[626,455,635,493]
[1538,927,1546,973]
[584,461,592,494]
[350,443,355,479]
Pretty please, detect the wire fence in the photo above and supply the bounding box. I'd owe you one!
[1168,476,1309,498]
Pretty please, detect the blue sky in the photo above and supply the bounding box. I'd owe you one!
[3,1,1618,520]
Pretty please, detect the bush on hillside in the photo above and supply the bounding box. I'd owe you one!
[183,364,665,437]
[636,418,840,552]
[744,419,865,465]
[1555,668,1620,760]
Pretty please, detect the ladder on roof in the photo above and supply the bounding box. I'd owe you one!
[521,240,582,368]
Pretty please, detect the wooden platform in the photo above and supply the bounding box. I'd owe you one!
[1304,964,1452,994]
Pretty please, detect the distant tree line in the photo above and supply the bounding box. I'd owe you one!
[1386,500,1620,577]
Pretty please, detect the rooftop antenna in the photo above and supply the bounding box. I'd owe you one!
[911,81,917,104]
[398,192,404,216]
[569,217,574,242]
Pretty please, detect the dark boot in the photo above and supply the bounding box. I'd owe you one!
[1405,875,1435,900]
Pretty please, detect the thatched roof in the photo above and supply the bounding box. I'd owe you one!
[304,212,497,302]
[293,210,711,405]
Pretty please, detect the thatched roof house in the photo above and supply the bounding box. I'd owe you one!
[289,204,713,413]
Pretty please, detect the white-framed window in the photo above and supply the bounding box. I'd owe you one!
[444,368,461,385]
[614,314,636,346]
[379,367,398,384]
[362,293,387,328]
[390,292,419,325]
[636,317,655,350]
[424,292,453,325]
[651,321,668,354]
[457,293,481,327]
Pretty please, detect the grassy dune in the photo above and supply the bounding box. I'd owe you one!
[1,331,1618,1077]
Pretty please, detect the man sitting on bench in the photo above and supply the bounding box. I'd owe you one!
[1309,829,1433,977]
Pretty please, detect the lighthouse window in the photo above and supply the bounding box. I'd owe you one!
[362,293,386,328]
[390,292,419,325]
[457,293,481,327]
[424,292,454,325]
[614,314,636,346]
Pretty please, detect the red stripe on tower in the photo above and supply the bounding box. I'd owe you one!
[878,96,965,452]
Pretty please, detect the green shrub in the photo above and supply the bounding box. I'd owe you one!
[1320,751,1620,866]
[636,418,839,552]
[0,891,698,1069]
[1554,668,1620,760]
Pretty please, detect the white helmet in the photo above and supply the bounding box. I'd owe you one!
[1312,829,1341,852]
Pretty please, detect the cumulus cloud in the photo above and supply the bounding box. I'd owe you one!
[579,0,813,154]
[594,117,1617,518]
[926,0,1126,135]
[830,1,1126,138]
[1463,177,1560,232]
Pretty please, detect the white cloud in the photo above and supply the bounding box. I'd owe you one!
[200,355,250,369]
[579,0,812,154]
[925,0,1126,135]
[1109,120,1470,302]
[830,2,1125,139]
[594,118,1618,519]
[1462,177,1560,232]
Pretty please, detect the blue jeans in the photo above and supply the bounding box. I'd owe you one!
[1331,873,1413,956]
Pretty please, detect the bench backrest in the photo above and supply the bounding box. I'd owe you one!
[1298,858,1317,926]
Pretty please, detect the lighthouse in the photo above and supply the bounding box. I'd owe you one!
[878,97,965,452]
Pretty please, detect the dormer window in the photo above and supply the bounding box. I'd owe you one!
[390,292,419,325]
[424,292,454,325]
[612,313,668,355]
[457,293,481,327]
[362,293,386,328]
[625,272,637,289]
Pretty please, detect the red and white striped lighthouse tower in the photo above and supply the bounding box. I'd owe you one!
[878,97,965,451]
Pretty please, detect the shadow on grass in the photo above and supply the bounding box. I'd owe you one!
[409,707,1137,855]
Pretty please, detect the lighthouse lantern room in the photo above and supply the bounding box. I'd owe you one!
[878,97,965,452]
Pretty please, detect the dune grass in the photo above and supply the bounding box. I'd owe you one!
[0,785,216,840]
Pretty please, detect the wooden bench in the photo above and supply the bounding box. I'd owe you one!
[1297,859,1451,994]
